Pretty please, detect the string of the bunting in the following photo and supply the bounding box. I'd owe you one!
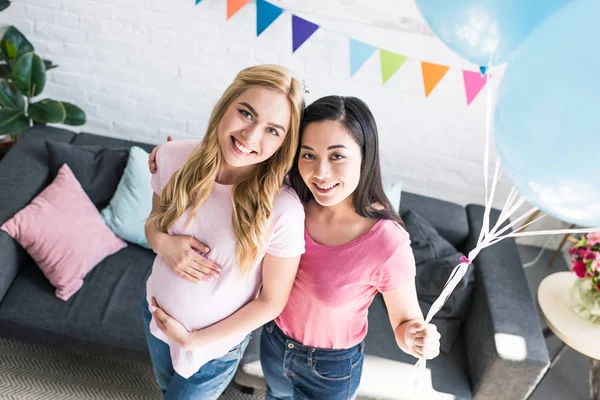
[195,0,489,106]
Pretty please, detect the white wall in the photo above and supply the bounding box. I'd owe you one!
[1,0,568,248]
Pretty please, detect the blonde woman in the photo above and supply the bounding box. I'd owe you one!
[143,65,305,399]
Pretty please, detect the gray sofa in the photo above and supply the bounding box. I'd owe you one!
[0,126,549,399]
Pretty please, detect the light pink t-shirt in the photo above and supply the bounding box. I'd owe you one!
[275,219,416,349]
[145,140,305,378]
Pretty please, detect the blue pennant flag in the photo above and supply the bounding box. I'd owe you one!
[257,0,283,36]
[350,38,377,76]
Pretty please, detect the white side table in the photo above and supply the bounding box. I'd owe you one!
[537,271,600,400]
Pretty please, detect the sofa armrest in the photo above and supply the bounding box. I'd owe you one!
[463,204,549,400]
[0,126,76,302]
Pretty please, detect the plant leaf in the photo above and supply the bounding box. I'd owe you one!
[0,79,24,109]
[1,26,34,58]
[0,0,11,13]
[43,59,58,70]
[0,108,29,135]
[2,26,33,55]
[0,39,17,61]
[12,52,46,96]
[0,63,10,78]
[62,102,86,126]
[28,99,66,124]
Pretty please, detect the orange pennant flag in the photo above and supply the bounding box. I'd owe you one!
[421,62,450,97]
[227,0,250,20]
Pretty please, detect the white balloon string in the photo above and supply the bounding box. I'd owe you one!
[477,71,495,246]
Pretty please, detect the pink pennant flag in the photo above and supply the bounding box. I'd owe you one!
[463,70,489,106]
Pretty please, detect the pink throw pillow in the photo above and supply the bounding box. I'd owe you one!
[1,164,127,301]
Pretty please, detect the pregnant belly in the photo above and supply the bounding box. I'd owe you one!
[146,259,257,331]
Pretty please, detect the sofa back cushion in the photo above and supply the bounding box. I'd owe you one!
[402,210,476,353]
[400,192,469,250]
[46,141,129,210]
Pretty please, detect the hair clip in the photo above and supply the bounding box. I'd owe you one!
[301,79,310,94]
[460,256,471,265]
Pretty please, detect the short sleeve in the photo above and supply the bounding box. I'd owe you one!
[266,187,306,258]
[150,139,200,197]
[374,226,416,292]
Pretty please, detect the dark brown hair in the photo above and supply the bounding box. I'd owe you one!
[289,95,404,226]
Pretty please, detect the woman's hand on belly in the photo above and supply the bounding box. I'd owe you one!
[150,297,192,349]
[156,235,222,283]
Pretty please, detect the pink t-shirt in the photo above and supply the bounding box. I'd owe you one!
[145,140,305,378]
[275,219,416,349]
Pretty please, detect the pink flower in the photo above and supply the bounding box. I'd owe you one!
[569,247,577,256]
[572,260,587,278]
[585,250,596,260]
[587,231,600,246]
[593,260,600,273]
[577,247,589,258]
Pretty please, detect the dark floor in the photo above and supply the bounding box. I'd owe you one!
[519,245,595,400]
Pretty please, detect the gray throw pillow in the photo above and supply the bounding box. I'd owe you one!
[401,210,476,353]
[45,141,129,210]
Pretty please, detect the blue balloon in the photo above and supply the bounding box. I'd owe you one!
[416,0,568,67]
[494,0,600,228]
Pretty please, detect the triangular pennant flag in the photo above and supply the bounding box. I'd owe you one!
[227,0,250,20]
[292,15,319,52]
[379,50,408,84]
[479,66,487,76]
[421,62,450,97]
[196,0,202,4]
[256,0,283,36]
[463,70,489,106]
[350,39,377,76]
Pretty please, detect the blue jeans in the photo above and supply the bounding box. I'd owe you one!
[142,296,250,399]
[260,321,364,400]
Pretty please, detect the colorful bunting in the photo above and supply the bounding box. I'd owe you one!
[350,39,377,76]
[380,50,408,84]
[421,62,450,97]
[463,70,489,106]
[256,0,283,37]
[198,1,483,106]
[292,15,319,53]
[227,0,250,20]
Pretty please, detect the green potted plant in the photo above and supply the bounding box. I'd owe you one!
[0,26,86,157]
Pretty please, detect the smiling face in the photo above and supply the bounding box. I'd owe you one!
[298,120,363,207]
[217,86,291,171]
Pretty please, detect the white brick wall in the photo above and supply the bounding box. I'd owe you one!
[1,0,569,248]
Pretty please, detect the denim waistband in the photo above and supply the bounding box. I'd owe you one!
[267,321,364,361]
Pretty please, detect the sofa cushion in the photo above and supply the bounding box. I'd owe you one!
[0,127,77,304]
[1,164,128,301]
[45,141,129,210]
[402,210,476,353]
[400,192,469,250]
[100,146,153,249]
[0,244,154,353]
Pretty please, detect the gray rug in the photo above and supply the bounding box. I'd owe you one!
[0,338,265,399]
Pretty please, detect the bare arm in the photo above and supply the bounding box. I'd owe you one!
[383,279,440,359]
[183,253,301,349]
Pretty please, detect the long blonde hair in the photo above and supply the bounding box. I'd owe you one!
[147,65,304,276]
